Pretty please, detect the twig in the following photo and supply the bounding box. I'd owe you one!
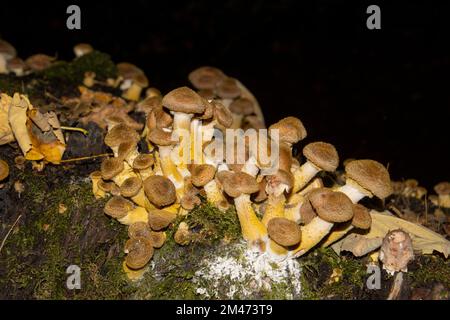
[60,153,113,163]
[0,214,22,254]
[60,126,89,136]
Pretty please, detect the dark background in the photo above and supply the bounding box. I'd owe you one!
[1,1,449,189]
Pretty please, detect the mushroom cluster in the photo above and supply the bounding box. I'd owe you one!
[90,64,395,278]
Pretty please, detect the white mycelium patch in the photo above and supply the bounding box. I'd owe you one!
[192,242,302,299]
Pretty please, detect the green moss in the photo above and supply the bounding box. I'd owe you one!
[409,255,450,288]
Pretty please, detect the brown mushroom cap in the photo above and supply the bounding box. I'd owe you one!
[104,196,134,219]
[124,236,154,270]
[188,66,225,90]
[0,159,9,181]
[150,231,166,248]
[351,203,372,229]
[101,157,124,180]
[269,116,307,145]
[434,182,450,196]
[266,169,294,194]
[190,164,216,187]
[147,127,175,146]
[147,209,177,230]
[223,172,259,198]
[117,62,143,80]
[120,177,143,197]
[98,180,116,193]
[303,142,339,172]
[267,217,302,247]
[197,89,216,100]
[216,77,241,99]
[143,175,176,207]
[162,86,205,114]
[133,72,149,87]
[104,123,140,148]
[128,221,152,239]
[7,57,26,72]
[146,108,173,130]
[213,101,234,128]
[299,199,317,225]
[308,188,354,223]
[181,193,201,210]
[133,154,154,170]
[229,98,254,115]
[345,160,393,199]
[73,43,93,57]
[0,40,17,60]
[117,140,137,160]
[253,178,268,202]
[25,54,54,71]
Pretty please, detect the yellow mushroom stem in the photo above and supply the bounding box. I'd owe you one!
[90,173,105,199]
[112,162,138,186]
[320,221,354,248]
[117,206,149,225]
[158,146,185,195]
[266,238,289,260]
[262,194,286,226]
[204,164,229,211]
[137,167,153,180]
[122,261,148,281]
[290,216,334,258]
[123,82,143,101]
[284,193,305,222]
[234,194,268,245]
[60,126,89,136]
[336,179,372,203]
[130,189,154,211]
[291,161,320,193]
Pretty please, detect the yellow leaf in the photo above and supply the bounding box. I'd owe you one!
[0,94,15,145]
[332,210,450,258]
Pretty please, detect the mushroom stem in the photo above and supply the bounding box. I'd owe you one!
[292,161,320,193]
[336,180,371,203]
[123,83,143,101]
[262,194,286,226]
[204,164,229,211]
[320,222,354,247]
[266,238,289,261]
[290,217,334,257]
[112,162,139,186]
[284,193,305,222]
[130,189,154,211]
[234,194,268,244]
[159,146,184,191]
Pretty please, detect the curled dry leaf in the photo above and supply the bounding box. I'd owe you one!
[0,94,14,145]
[8,93,66,164]
[332,210,450,258]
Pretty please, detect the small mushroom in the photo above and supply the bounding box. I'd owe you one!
[174,222,191,245]
[190,164,216,187]
[290,188,354,257]
[133,154,154,180]
[379,229,414,275]
[89,170,106,199]
[120,176,151,210]
[434,182,450,208]
[73,43,93,57]
[143,175,177,208]
[337,159,393,203]
[150,231,167,248]
[292,142,339,193]
[25,54,55,71]
[124,236,154,270]
[268,116,307,148]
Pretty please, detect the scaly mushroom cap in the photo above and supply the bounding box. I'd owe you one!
[229,98,254,115]
[303,141,339,172]
[267,217,302,247]
[128,221,152,239]
[351,203,372,229]
[104,123,140,148]
[147,128,175,146]
[308,188,354,223]
[117,62,143,80]
[189,66,225,90]
[0,159,9,181]
[117,140,137,160]
[101,157,124,180]
[150,231,166,248]
[143,175,176,207]
[269,116,307,145]
[124,236,154,270]
[190,164,216,187]
[162,86,205,114]
[0,40,17,60]
[147,209,177,231]
[345,159,393,199]
[213,101,234,128]
[379,229,414,274]
[120,177,143,197]
[216,77,241,99]
[299,199,317,225]
[434,182,450,196]
[104,196,135,219]
[133,154,154,170]
[223,172,259,198]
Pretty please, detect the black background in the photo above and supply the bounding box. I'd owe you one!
[1,0,449,189]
